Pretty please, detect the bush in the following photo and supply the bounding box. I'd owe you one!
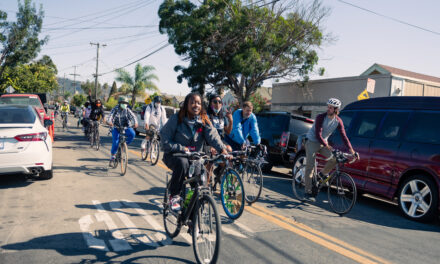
[104,97,118,110]
[72,94,87,107]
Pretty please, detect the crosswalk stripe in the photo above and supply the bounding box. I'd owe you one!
[78,215,108,251]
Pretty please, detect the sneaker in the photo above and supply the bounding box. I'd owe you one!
[170,195,181,211]
[304,192,316,202]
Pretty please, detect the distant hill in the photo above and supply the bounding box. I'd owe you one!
[56,77,82,94]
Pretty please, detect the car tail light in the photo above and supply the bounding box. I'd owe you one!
[280,132,290,148]
[14,132,47,142]
[306,118,314,123]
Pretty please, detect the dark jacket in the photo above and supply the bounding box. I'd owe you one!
[160,113,225,154]
[89,105,104,121]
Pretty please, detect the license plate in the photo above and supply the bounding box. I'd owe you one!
[0,139,4,150]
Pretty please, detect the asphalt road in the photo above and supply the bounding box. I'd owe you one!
[1,116,439,264]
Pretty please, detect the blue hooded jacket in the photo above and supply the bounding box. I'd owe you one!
[228,109,261,145]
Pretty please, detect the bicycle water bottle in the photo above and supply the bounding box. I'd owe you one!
[184,189,194,208]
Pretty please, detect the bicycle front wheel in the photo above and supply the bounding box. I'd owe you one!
[220,169,245,219]
[193,194,221,264]
[94,128,100,151]
[163,190,181,238]
[150,139,160,165]
[327,172,357,215]
[120,143,128,176]
[292,165,307,201]
[242,162,263,204]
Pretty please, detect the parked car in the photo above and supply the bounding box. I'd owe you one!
[135,105,178,135]
[318,96,440,221]
[0,93,48,122]
[255,111,314,172]
[0,104,53,179]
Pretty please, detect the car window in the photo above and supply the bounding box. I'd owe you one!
[339,111,356,132]
[0,107,36,124]
[403,112,440,144]
[257,114,289,133]
[353,111,384,138]
[377,112,410,140]
[290,117,312,135]
[30,97,42,107]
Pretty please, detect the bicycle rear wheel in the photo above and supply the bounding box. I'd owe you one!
[193,194,221,264]
[163,190,181,238]
[141,140,149,161]
[120,143,128,176]
[242,162,263,204]
[327,172,357,215]
[292,165,307,201]
[150,139,160,165]
[220,169,245,219]
[94,128,100,151]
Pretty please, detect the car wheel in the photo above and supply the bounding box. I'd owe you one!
[292,152,306,177]
[39,170,53,180]
[398,174,438,222]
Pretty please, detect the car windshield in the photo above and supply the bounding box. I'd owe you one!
[257,114,289,132]
[0,97,41,107]
[0,107,36,124]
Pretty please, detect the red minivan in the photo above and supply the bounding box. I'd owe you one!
[0,94,47,121]
[327,96,440,221]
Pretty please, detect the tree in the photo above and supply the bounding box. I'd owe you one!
[107,81,118,101]
[81,79,102,99]
[72,94,87,107]
[115,63,159,107]
[0,56,58,93]
[159,0,328,105]
[0,0,47,84]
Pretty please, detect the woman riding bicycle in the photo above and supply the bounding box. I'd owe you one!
[160,92,229,211]
[106,96,138,163]
[304,98,359,200]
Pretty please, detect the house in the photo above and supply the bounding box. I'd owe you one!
[271,63,440,118]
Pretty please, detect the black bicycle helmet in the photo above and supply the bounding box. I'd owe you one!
[153,96,162,103]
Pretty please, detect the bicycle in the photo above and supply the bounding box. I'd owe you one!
[163,152,222,264]
[108,126,128,176]
[292,149,358,215]
[237,145,267,204]
[61,112,68,130]
[207,150,246,220]
[141,128,160,165]
[89,120,100,151]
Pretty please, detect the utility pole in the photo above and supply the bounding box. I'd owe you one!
[69,66,80,98]
[90,42,106,100]
[62,73,66,97]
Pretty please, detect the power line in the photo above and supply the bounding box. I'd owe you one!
[336,0,440,36]
[43,25,158,31]
[101,43,170,76]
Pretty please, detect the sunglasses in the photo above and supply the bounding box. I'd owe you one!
[212,100,222,104]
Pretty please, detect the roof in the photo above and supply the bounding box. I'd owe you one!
[0,104,33,109]
[344,96,440,111]
[361,63,440,84]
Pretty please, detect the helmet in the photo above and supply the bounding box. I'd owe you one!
[153,96,162,103]
[327,98,342,108]
[64,100,68,103]
[118,96,128,104]
[209,93,221,102]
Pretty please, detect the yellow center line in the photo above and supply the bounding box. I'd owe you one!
[126,148,390,264]
[249,205,392,264]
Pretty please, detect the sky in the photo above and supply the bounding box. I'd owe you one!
[1,0,440,96]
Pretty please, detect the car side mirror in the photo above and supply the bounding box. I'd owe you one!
[44,119,53,127]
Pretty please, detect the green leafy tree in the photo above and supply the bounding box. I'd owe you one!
[0,56,58,93]
[118,83,130,95]
[64,91,71,101]
[72,94,87,107]
[115,63,159,107]
[159,0,328,105]
[81,79,102,99]
[104,96,118,110]
[0,0,47,84]
[107,81,118,101]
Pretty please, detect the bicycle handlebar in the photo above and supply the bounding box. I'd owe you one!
[325,150,358,164]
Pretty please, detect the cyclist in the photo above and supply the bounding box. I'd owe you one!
[160,92,229,211]
[82,102,92,136]
[106,96,138,163]
[54,102,60,119]
[89,99,105,136]
[141,96,168,152]
[60,100,70,124]
[304,98,359,199]
[225,101,260,151]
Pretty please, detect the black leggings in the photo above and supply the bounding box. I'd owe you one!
[163,153,189,196]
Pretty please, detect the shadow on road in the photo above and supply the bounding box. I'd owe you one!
[259,170,440,231]
[0,174,34,189]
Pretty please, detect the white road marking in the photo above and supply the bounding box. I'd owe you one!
[92,200,106,213]
[121,200,177,245]
[234,220,254,234]
[222,226,247,238]
[78,215,108,251]
[109,200,160,247]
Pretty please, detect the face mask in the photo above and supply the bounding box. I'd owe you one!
[154,103,159,108]
[87,106,91,109]
[120,103,127,110]
[96,103,101,107]
[212,106,221,114]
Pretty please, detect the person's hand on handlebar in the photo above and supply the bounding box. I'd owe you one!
[221,149,232,160]
[183,147,190,152]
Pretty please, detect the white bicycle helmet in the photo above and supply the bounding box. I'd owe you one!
[327,98,342,108]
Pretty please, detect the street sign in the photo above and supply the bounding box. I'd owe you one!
[357,89,369,100]
[6,86,15,93]
[366,78,375,93]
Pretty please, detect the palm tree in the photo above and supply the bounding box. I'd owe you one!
[115,63,159,108]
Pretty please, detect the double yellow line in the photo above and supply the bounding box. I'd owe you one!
[127,149,390,264]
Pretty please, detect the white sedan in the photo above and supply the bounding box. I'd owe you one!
[0,104,53,179]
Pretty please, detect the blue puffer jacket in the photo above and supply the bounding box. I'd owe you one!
[227,109,261,145]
